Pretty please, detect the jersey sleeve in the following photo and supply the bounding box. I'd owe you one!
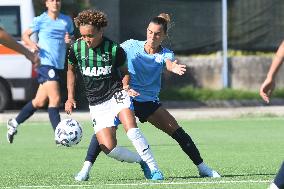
[29,16,41,33]
[115,46,127,68]
[163,49,175,64]
[68,44,77,66]
[120,39,134,54]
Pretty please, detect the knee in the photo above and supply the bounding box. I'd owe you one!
[106,146,122,160]
[100,144,115,154]
[32,99,47,108]
[49,95,60,106]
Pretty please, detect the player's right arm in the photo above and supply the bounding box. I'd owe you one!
[260,41,284,103]
[65,63,76,114]
[65,45,77,114]
[22,28,40,52]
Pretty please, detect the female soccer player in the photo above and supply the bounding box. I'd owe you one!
[6,0,74,143]
[65,9,163,181]
[0,27,39,65]
[260,41,284,189]
[74,13,221,181]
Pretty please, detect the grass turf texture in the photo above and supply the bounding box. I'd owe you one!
[0,117,283,189]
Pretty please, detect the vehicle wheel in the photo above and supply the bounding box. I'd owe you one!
[0,82,10,112]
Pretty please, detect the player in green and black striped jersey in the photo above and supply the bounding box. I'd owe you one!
[68,37,126,105]
[65,9,163,181]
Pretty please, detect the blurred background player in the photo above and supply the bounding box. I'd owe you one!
[74,13,221,181]
[0,27,39,65]
[65,9,163,181]
[260,41,284,189]
[6,0,74,143]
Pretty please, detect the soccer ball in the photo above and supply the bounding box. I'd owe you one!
[55,119,83,147]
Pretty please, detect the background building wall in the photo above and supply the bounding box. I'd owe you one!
[162,56,284,91]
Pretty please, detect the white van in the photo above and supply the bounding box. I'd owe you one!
[0,0,37,111]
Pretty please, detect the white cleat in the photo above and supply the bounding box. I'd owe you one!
[268,183,279,189]
[74,171,89,181]
[198,162,221,178]
[199,169,221,178]
[7,118,18,144]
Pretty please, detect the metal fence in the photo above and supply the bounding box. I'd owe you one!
[91,0,284,53]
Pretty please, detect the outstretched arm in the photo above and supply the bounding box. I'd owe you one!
[260,41,284,103]
[0,28,39,65]
[165,59,186,75]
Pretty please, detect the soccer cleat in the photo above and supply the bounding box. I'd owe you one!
[199,168,221,178]
[74,171,89,181]
[7,118,18,143]
[268,183,279,189]
[140,161,151,179]
[149,169,164,180]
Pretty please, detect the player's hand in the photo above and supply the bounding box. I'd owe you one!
[123,85,140,97]
[260,78,275,103]
[127,89,140,97]
[64,32,73,44]
[65,99,76,115]
[29,43,40,53]
[26,51,40,67]
[171,60,186,75]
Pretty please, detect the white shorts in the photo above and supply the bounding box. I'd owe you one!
[89,90,131,133]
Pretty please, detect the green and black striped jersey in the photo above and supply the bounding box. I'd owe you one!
[68,37,126,105]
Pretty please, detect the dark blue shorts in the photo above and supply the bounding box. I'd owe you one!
[37,65,61,84]
[132,99,162,123]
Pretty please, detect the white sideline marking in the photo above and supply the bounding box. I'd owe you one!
[0,180,271,188]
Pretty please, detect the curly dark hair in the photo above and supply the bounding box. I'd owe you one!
[74,9,108,30]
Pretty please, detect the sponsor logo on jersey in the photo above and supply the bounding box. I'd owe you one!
[155,54,163,63]
[82,65,112,77]
[102,52,110,62]
[81,56,89,60]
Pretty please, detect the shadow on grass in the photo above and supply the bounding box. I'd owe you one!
[221,173,276,177]
[167,173,275,180]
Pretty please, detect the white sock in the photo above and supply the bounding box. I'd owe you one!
[127,128,159,171]
[80,161,92,174]
[107,146,142,163]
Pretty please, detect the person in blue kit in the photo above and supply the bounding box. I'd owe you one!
[260,41,284,189]
[74,13,221,181]
[6,0,74,144]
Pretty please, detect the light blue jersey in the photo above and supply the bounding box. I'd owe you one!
[30,12,74,69]
[121,39,174,102]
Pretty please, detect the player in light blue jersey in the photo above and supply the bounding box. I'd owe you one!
[121,39,174,102]
[7,0,74,144]
[74,13,221,181]
[122,12,220,178]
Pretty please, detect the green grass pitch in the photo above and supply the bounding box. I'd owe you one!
[0,117,283,189]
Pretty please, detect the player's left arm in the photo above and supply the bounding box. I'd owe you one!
[165,59,186,76]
